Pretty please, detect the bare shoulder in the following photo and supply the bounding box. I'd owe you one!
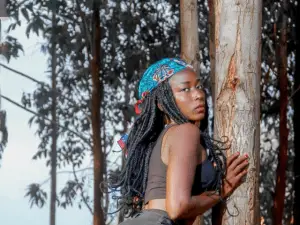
[166,123,200,147]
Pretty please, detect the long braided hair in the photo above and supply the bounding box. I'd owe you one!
[107,80,227,217]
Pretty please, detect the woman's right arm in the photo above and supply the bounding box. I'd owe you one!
[165,123,248,220]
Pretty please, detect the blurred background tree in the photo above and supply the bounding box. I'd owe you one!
[0,0,299,225]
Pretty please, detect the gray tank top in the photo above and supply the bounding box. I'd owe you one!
[144,124,217,204]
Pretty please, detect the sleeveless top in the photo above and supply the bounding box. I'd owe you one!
[144,125,217,204]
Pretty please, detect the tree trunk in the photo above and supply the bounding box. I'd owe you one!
[180,1,202,225]
[272,1,288,224]
[208,0,216,104]
[293,0,300,223]
[91,3,104,225]
[118,78,130,224]
[50,2,57,225]
[180,0,200,73]
[212,0,261,224]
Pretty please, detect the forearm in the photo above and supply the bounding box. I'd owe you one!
[176,191,222,220]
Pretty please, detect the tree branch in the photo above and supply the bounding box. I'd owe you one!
[0,62,44,85]
[0,63,92,121]
[0,94,91,146]
[39,167,93,186]
[289,84,300,100]
[72,165,93,215]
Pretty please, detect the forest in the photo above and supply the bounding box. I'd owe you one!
[0,0,299,225]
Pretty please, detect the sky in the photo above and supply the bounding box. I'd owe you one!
[0,19,92,225]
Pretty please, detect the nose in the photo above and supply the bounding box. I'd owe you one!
[193,88,205,101]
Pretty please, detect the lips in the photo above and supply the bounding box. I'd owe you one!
[194,105,205,113]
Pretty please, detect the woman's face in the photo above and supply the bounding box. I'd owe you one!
[169,69,206,123]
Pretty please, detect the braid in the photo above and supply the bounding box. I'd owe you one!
[107,81,227,217]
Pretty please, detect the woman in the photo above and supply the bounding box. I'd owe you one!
[108,58,249,225]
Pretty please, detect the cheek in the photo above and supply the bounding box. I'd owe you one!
[174,94,190,110]
[175,94,186,102]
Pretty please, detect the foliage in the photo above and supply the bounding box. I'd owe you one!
[0,110,8,165]
[1,0,298,224]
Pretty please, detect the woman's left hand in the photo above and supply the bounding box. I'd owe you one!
[221,152,249,198]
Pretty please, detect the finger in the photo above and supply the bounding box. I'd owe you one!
[228,153,249,171]
[233,159,249,175]
[226,152,240,167]
[235,169,248,183]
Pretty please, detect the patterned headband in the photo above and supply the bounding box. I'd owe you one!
[118,58,194,151]
[138,58,193,99]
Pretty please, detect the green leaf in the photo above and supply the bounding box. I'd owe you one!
[25,183,47,208]
[25,23,33,38]
[21,8,29,21]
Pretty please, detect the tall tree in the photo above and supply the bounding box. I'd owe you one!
[293,0,300,223]
[180,1,202,225]
[180,0,200,72]
[211,0,261,224]
[208,0,216,104]
[272,0,289,224]
[50,1,58,225]
[90,1,104,225]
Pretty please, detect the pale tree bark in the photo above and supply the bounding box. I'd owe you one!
[180,0,200,73]
[208,0,216,104]
[211,0,261,224]
[91,2,105,225]
[50,2,57,225]
[180,1,202,225]
[272,1,288,224]
[208,3,224,222]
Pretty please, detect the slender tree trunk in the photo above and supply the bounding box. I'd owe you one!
[50,2,57,225]
[101,107,108,222]
[91,3,104,225]
[212,0,261,224]
[272,1,288,224]
[180,1,202,225]
[208,0,216,104]
[293,0,300,224]
[118,79,130,224]
[208,2,222,222]
[180,0,200,72]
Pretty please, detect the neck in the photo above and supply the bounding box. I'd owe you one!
[164,117,201,128]
[194,121,201,128]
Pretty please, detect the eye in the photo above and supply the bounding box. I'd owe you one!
[196,84,204,90]
[181,88,190,92]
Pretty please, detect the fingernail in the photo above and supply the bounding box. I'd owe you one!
[245,153,249,158]
[237,152,240,155]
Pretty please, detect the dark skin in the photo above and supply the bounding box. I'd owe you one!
[145,69,249,224]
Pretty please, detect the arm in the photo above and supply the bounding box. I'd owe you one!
[165,123,248,220]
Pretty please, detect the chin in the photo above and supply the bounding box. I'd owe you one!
[190,114,205,122]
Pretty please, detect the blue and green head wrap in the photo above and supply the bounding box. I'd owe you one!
[118,58,194,151]
[137,58,194,100]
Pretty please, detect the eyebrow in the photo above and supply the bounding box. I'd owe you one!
[179,78,201,84]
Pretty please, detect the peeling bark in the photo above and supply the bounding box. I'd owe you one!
[212,0,261,224]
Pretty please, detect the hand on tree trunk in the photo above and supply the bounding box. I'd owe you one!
[221,152,249,199]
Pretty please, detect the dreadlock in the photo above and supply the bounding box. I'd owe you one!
[107,80,227,217]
